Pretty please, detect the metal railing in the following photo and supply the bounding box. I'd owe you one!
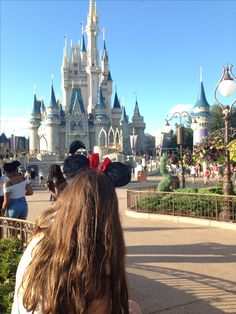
[0,217,35,245]
[127,190,236,222]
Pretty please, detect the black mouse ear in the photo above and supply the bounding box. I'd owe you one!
[104,162,131,187]
[69,140,86,155]
[63,155,89,179]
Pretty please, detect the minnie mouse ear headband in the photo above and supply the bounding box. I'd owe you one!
[69,140,86,155]
[63,154,90,179]
[63,153,131,187]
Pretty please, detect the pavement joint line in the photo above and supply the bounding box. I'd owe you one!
[146,293,232,314]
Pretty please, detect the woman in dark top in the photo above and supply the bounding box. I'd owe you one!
[46,164,67,201]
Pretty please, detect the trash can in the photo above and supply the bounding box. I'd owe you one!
[137,170,147,182]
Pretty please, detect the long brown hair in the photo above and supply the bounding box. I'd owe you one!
[22,170,129,314]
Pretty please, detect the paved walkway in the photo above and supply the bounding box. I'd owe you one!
[26,183,236,314]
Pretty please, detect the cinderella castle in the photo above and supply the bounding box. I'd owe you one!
[29,0,150,157]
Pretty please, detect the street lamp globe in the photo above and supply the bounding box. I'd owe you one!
[218,65,236,97]
[218,79,236,97]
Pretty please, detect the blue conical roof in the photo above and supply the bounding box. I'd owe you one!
[107,70,112,81]
[194,82,210,108]
[48,84,58,109]
[81,33,86,52]
[103,40,108,60]
[120,106,129,124]
[31,94,41,115]
[133,100,140,116]
[0,133,8,143]
[113,91,120,109]
[95,88,106,108]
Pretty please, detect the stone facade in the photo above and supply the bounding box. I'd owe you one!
[28,0,151,157]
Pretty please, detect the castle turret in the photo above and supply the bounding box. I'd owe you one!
[44,82,61,153]
[192,71,211,145]
[61,36,70,110]
[111,90,122,128]
[120,106,131,154]
[81,32,87,68]
[132,99,146,153]
[29,91,41,155]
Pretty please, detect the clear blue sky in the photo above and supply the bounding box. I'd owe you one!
[1,0,236,137]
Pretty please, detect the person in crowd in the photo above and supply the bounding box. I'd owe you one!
[203,167,210,185]
[0,168,8,215]
[69,140,86,155]
[213,163,220,181]
[46,164,67,201]
[38,169,44,185]
[190,165,196,183]
[1,161,33,219]
[12,158,141,313]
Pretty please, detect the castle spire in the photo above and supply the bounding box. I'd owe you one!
[48,80,58,109]
[89,0,96,19]
[134,100,140,116]
[120,106,129,124]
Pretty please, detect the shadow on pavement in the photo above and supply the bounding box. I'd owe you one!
[126,243,236,264]
[127,265,236,313]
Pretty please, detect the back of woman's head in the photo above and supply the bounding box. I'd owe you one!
[23,170,128,314]
[48,164,64,181]
[3,161,18,174]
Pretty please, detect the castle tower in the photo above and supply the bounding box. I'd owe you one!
[81,32,87,68]
[111,89,122,128]
[132,99,146,153]
[29,92,41,154]
[86,0,100,113]
[120,106,131,154]
[192,70,211,145]
[44,82,61,153]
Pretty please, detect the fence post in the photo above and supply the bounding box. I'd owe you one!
[172,193,175,215]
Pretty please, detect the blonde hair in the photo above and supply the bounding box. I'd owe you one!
[22,170,129,313]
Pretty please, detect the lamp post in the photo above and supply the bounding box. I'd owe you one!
[164,112,198,188]
[130,128,138,175]
[214,64,236,219]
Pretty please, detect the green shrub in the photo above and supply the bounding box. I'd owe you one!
[198,186,223,195]
[0,238,24,314]
[157,153,173,192]
[174,187,198,194]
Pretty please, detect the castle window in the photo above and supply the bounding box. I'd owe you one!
[74,63,77,67]
[74,70,78,75]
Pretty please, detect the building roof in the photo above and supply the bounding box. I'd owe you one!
[81,33,86,52]
[95,88,106,109]
[192,111,211,117]
[48,84,58,109]
[31,94,42,116]
[96,114,109,119]
[120,106,129,124]
[103,40,108,60]
[29,117,41,123]
[194,82,210,108]
[107,70,112,81]
[113,91,121,109]
[133,100,140,116]
[0,133,9,143]
[69,88,85,114]
[45,114,60,119]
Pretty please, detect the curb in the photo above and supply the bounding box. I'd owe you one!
[125,209,236,231]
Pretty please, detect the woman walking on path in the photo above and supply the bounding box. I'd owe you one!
[46,164,67,201]
[1,161,33,219]
[12,160,141,313]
